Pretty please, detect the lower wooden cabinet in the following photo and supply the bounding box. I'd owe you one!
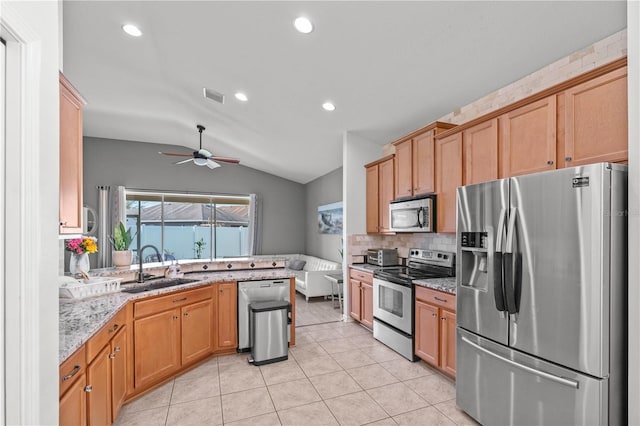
[349,268,374,329]
[414,286,456,378]
[59,372,87,426]
[134,309,181,389]
[86,345,111,426]
[110,327,128,422]
[215,282,238,351]
[182,299,213,364]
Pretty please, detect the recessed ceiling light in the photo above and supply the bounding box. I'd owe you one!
[294,17,313,34]
[322,102,336,111]
[122,24,142,37]
[234,92,248,102]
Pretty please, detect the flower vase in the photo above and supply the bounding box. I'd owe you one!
[70,253,90,275]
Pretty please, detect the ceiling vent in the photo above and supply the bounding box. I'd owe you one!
[203,88,225,104]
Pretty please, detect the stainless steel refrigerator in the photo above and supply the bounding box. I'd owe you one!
[456,163,627,425]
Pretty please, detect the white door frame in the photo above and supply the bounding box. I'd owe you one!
[1,3,50,424]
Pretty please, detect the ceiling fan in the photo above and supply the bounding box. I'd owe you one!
[159,124,240,169]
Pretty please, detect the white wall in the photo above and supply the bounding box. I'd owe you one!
[1,0,60,423]
[627,2,639,423]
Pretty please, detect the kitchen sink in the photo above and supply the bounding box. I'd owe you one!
[121,277,199,294]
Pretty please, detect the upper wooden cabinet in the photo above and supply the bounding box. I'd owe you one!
[365,155,394,234]
[500,95,557,177]
[563,66,628,167]
[59,73,86,234]
[435,132,462,233]
[393,122,456,199]
[463,119,499,185]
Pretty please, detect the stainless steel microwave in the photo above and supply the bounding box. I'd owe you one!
[389,195,435,233]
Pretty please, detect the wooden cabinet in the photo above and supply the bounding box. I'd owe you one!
[134,286,212,389]
[59,372,87,426]
[59,72,86,234]
[394,122,457,198]
[59,346,87,426]
[110,327,127,422]
[86,345,111,426]
[500,95,557,177]
[215,282,238,351]
[365,155,395,233]
[563,66,628,167]
[463,119,499,184]
[435,132,463,233]
[348,268,374,329]
[414,286,456,378]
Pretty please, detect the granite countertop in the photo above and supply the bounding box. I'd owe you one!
[59,268,295,364]
[413,277,457,294]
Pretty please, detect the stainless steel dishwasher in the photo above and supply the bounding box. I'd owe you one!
[237,279,290,351]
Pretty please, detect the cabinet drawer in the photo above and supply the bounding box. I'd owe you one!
[349,269,373,284]
[60,345,86,397]
[134,285,212,319]
[86,308,126,363]
[415,286,456,311]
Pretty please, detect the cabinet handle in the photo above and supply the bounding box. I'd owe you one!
[431,313,437,317]
[109,353,116,359]
[60,221,67,226]
[434,297,447,303]
[108,324,119,333]
[565,156,572,162]
[172,315,178,320]
[547,160,554,165]
[183,312,189,317]
[84,385,93,393]
[220,289,224,293]
[441,317,446,321]
[62,365,81,382]
[114,346,121,352]
[173,297,188,303]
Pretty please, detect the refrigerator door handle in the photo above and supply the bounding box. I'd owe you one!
[493,208,507,312]
[461,336,580,389]
[505,207,517,254]
[504,208,518,315]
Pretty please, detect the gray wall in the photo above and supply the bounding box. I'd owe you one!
[83,137,306,256]
[304,167,343,263]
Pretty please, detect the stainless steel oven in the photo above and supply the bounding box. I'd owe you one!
[373,249,455,361]
[373,278,412,334]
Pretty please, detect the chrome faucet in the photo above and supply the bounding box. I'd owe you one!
[137,244,162,283]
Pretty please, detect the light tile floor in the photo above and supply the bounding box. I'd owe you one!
[294,292,343,327]
[115,321,479,426]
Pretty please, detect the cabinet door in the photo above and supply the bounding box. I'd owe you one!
[435,132,463,233]
[366,165,379,233]
[360,282,374,329]
[378,158,395,233]
[59,373,87,426]
[182,299,213,363]
[134,309,180,388]
[440,309,457,377]
[500,95,556,177]
[110,326,127,422]
[464,119,498,185]
[349,279,361,321]
[216,282,238,351]
[86,345,111,426]
[394,139,413,198]
[413,130,436,195]
[415,300,439,366]
[59,74,85,234]
[564,67,628,166]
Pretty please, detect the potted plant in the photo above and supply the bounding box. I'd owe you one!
[110,222,134,268]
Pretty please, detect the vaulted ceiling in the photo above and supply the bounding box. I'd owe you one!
[62,1,626,183]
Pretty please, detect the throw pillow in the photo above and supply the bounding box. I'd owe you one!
[288,259,307,271]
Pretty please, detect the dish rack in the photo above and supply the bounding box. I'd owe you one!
[59,277,123,299]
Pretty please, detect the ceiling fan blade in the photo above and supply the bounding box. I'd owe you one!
[206,159,221,169]
[160,151,192,157]
[174,158,194,165]
[211,156,240,164]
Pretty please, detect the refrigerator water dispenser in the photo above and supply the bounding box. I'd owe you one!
[460,232,489,290]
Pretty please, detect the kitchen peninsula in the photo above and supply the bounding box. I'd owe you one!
[59,257,296,425]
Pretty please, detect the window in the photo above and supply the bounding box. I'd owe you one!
[124,190,253,262]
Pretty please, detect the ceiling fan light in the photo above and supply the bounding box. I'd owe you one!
[294,17,313,34]
[194,158,208,166]
[122,24,142,37]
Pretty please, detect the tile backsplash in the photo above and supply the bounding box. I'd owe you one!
[347,233,456,263]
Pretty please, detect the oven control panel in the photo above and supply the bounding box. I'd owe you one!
[408,248,455,268]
